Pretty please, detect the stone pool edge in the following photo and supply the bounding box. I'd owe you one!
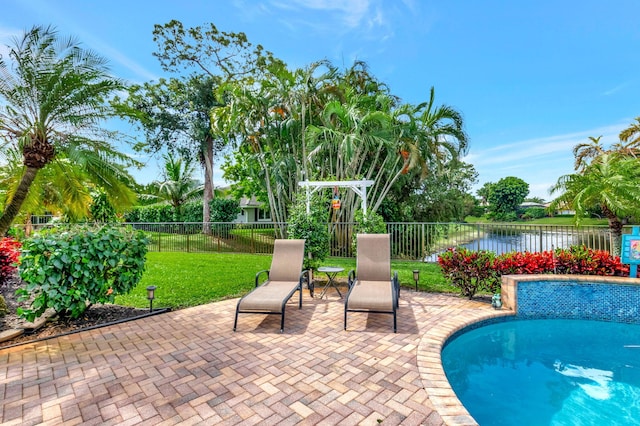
[420,274,640,425]
[417,303,513,426]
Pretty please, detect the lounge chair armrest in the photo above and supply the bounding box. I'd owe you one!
[299,269,310,288]
[348,269,356,289]
[393,271,400,306]
[255,269,270,288]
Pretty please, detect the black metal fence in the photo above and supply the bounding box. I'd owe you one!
[116,221,616,261]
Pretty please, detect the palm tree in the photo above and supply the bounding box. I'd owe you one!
[0,146,136,224]
[615,117,640,157]
[155,153,203,217]
[549,153,640,254]
[620,117,640,147]
[0,25,135,234]
[572,136,606,171]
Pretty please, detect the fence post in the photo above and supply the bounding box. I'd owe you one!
[421,223,425,260]
[539,227,543,252]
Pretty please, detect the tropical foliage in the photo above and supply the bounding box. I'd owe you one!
[486,176,529,221]
[438,246,629,298]
[0,237,21,285]
[155,153,203,215]
[17,226,148,321]
[287,193,330,270]
[0,25,138,234]
[550,120,640,254]
[216,60,470,227]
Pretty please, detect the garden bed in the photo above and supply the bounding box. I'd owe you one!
[0,275,160,349]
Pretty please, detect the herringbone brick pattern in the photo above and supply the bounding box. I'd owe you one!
[0,290,505,425]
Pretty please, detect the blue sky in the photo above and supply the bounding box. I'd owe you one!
[1,0,639,200]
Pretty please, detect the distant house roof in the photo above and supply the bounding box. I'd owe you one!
[520,202,546,208]
[239,196,263,208]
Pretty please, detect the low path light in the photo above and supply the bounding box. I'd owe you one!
[413,270,420,292]
[146,285,156,312]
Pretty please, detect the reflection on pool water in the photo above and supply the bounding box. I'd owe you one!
[442,319,640,425]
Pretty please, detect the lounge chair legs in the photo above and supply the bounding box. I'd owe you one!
[344,309,347,331]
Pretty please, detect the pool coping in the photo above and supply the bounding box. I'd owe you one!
[423,274,640,425]
[417,304,514,425]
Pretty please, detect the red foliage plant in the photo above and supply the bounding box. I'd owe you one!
[438,245,630,299]
[0,237,22,285]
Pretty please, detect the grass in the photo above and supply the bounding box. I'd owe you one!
[464,216,608,226]
[115,252,455,310]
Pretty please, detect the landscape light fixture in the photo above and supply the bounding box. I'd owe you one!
[146,285,156,312]
[413,270,420,291]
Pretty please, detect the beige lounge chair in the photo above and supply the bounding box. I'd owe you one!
[233,239,308,332]
[344,234,399,333]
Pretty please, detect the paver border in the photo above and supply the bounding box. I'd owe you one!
[0,308,171,350]
[417,307,514,425]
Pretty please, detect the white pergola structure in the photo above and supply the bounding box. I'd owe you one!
[298,179,375,214]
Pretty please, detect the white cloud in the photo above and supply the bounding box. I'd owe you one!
[602,83,628,96]
[267,0,392,40]
[467,122,629,199]
[0,4,159,84]
[0,25,22,61]
[466,123,624,168]
[285,0,372,28]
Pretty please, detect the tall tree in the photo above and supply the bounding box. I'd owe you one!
[488,176,529,220]
[219,60,469,225]
[476,182,495,205]
[123,20,280,230]
[113,75,222,229]
[0,25,137,234]
[550,153,640,254]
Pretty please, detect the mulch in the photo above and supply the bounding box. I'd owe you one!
[1,274,153,348]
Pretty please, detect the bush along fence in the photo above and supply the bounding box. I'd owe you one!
[437,246,630,299]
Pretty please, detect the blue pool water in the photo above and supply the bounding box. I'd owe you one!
[442,319,640,425]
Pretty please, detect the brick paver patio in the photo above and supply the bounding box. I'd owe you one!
[0,290,511,425]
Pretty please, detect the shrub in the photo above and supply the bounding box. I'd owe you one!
[552,245,628,276]
[17,226,149,321]
[494,251,555,275]
[287,194,330,270]
[89,190,120,223]
[209,198,241,223]
[438,245,629,299]
[352,209,387,251]
[521,207,546,220]
[438,248,500,298]
[0,237,21,286]
[123,198,241,224]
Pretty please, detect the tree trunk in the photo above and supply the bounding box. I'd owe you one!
[602,204,623,256]
[0,166,40,235]
[202,135,215,235]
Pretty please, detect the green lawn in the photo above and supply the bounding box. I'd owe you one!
[464,216,608,226]
[116,252,455,310]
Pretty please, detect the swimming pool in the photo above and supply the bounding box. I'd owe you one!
[442,318,640,425]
